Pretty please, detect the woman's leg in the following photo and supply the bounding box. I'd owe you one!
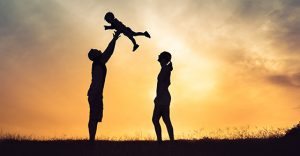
[162,107,174,141]
[152,106,162,141]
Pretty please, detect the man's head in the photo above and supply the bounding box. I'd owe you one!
[88,49,102,61]
[158,51,172,64]
[105,12,115,23]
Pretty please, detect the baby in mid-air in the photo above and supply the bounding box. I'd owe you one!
[104,12,151,52]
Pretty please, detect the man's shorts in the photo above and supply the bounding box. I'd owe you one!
[88,96,103,122]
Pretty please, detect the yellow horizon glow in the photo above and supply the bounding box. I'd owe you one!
[1,0,300,139]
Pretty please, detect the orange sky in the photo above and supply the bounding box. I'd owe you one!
[0,0,300,139]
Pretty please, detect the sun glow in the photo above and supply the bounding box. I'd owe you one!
[1,0,300,139]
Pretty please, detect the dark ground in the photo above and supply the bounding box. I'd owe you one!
[0,138,299,156]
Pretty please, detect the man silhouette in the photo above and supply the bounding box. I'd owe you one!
[152,51,174,142]
[87,31,121,142]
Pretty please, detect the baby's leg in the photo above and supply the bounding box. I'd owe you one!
[125,34,139,51]
[123,28,136,43]
[133,32,146,36]
[127,35,137,45]
[126,27,150,38]
[133,31,151,38]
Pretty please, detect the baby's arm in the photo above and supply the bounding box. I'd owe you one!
[104,25,115,30]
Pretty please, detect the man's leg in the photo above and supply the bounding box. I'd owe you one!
[88,96,102,142]
[152,106,162,141]
[88,120,98,142]
[162,107,174,141]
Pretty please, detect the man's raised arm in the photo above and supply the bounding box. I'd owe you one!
[100,31,121,64]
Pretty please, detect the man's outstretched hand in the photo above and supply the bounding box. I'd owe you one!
[101,31,121,63]
[113,31,121,40]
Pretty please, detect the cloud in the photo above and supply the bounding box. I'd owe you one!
[1,0,300,137]
[0,0,67,47]
[265,0,300,54]
[0,0,91,134]
[268,72,300,88]
[142,0,300,89]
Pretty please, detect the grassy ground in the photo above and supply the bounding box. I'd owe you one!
[0,138,298,156]
[1,123,299,156]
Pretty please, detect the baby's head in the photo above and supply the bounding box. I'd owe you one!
[105,12,115,23]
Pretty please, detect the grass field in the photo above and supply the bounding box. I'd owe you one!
[1,123,299,156]
[0,138,299,156]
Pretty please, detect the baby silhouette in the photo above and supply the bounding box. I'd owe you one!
[104,12,151,52]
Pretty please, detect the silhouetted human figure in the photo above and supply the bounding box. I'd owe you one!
[152,51,174,142]
[104,12,151,52]
[87,31,121,142]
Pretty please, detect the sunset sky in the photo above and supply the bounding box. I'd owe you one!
[1,0,300,139]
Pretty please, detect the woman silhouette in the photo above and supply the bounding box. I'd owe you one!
[152,51,174,141]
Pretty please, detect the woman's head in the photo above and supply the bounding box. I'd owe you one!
[88,49,102,61]
[104,12,115,23]
[158,51,172,63]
